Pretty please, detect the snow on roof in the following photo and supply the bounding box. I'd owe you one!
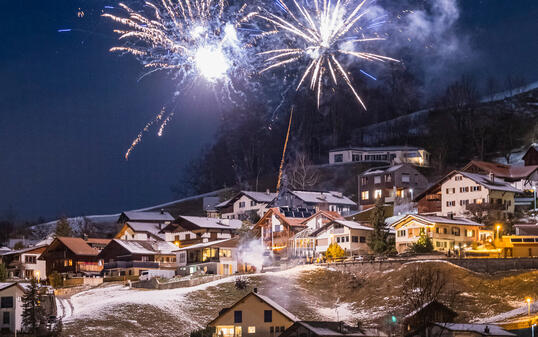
[463,160,538,180]
[179,216,242,230]
[174,238,238,251]
[122,211,174,222]
[114,239,177,255]
[0,282,31,292]
[296,321,385,336]
[413,214,484,227]
[254,292,299,322]
[2,244,48,256]
[215,190,277,208]
[290,190,356,206]
[126,222,164,234]
[329,145,424,152]
[333,220,374,231]
[362,164,405,176]
[457,171,521,193]
[433,323,515,336]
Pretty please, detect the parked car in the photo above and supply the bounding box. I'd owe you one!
[139,269,176,281]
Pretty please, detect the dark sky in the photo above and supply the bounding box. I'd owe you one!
[0,0,537,221]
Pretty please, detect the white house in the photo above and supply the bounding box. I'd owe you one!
[2,246,48,281]
[216,191,277,220]
[162,216,242,247]
[0,283,28,333]
[329,146,430,167]
[312,220,374,256]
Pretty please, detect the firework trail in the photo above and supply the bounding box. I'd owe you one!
[103,0,256,159]
[256,0,399,109]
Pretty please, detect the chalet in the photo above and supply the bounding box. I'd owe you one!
[414,171,521,217]
[0,283,29,333]
[402,300,458,337]
[1,245,47,280]
[358,164,429,208]
[39,237,105,276]
[291,211,343,258]
[204,196,221,218]
[175,237,240,276]
[311,220,374,257]
[522,144,538,166]
[161,216,242,247]
[115,222,167,241]
[118,210,174,226]
[412,323,515,337]
[208,289,298,337]
[99,239,178,277]
[392,214,484,254]
[488,235,538,258]
[270,190,355,215]
[462,160,538,191]
[329,146,430,167]
[280,321,387,337]
[216,190,277,220]
[255,207,313,256]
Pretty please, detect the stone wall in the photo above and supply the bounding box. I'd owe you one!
[132,274,227,289]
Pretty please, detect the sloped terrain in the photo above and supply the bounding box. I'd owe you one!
[59,262,538,337]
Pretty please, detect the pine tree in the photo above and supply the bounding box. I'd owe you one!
[21,278,45,335]
[0,263,7,282]
[55,216,72,237]
[411,229,434,253]
[368,199,391,254]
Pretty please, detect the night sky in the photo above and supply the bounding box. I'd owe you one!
[1,1,537,221]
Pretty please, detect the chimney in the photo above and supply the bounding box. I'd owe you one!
[83,233,88,241]
[448,213,454,220]
[488,171,494,182]
[266,189,270,195]
[484,326,490,334]
[253,287,258,293]
[160,208,164,215]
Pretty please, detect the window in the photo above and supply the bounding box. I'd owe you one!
[446,188,450,194]
[345,236,349,242]
[361,191,369,200]
[361,177,368,185]
[352,236,358,243]
[334,154,343,163]
[374,176,381,184]
[280,326,285,332]
[374,190,382,199]
[239,201,246,208]
[385,174,392,183]
[274,225,281,232]
[466,229,474,238]
[3,312,9,325]
[402,174,410,183]
[455,175,462,181]
[435,227,439,233]
[264,310,272,322]
[25,255,37,264]
[250,200,256,207]
[443,228,448,234]
[352,154,362,162]
[270,327,274,333]
[360,236,366,243]
[1,296,13,308]
[234,311,242,323]
[452,227,460,236]
[248,327,256,334]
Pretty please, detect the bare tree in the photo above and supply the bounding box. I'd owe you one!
[285,152,320,190]
[78,217,97,237]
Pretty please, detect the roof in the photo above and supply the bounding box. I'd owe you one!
[312,220,373,237]
[290,190,356,206]
[174,237,240,251]
[1,244,48,256]
[177,216,242,230]
[85,238,111,245]
[462,160,538,180]
[290,321,386,337]
[514,223,538,236]
[522,144,538,160]
[209,291,298,326]
[0,282,29,292]
[203,197,220,211]
[457,171,522,193]
[121,211,174,222]
[126,222,165,236]
[329,145,424,153]
[392,214,484,230]
[215,190,277,208]
[362,164,405,176]
[432,323,515,336]
[403,300,457,320]
[300,210,344,225]
[53,237,100,256]
[113,239,178,255]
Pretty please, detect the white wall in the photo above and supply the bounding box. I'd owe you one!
[0,285,24,333]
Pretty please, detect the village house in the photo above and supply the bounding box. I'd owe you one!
[461,160,538,191]
[0,282,28,334]
[475,235,538,258]
[1,245,47,281]
[99,239,178,277]
[311,220,374,257]
[204,196,221,218]
[280,321,387,337]
[358,164,429,208]
[392,214,484,254]
[414,171,521,217]
[291,211,343,258]
[216,190,277,220]
[161,216,242,247]
[175,237,241,276]
[270,190,355,215]
[414,323,515,337]
[39,237,107,276]
[329,146,431,167]
[522,144,538,166]
[255,207,314,257]
[115,222,167,241]
[402,300,458,337]
[208,289,298,337]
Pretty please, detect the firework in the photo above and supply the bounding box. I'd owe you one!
[103,0,255,159]
[257,0,399,109]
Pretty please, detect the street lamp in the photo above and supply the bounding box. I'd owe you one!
[496,225,502,241]
[526,297,532,317]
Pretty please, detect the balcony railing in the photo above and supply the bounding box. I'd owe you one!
[104,261,160,269]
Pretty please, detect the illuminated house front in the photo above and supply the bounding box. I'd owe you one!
[208,290,297,337]
[175,237,240,276]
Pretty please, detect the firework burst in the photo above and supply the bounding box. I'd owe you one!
[257,0,399,109]
[103,0,256,159]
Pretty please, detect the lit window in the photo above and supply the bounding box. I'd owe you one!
[361,191,369,200]
[374,176,381,184]
[374,190,382,199]
[248,327,256,333]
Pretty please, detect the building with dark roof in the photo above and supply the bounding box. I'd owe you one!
[161,216,242,247]
[270,190,355,215]
[280,321,387,337]
[462,160,538,191]
[329,146,430,167]
[39,237,105,276]
[216,190,277,221]
[522,144,538,166]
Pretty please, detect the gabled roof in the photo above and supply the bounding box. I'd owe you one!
[120,211,174,222]
[176,216,242,230]
[0,282,30,293]
[256,208,309,230]
[403,300,457,320]
[289,190,356,206]
[312,220,373,237]
[392,214,484,230]
[285,321,386,337]
[457,171,521,193]
[432,323,515,336]
[300,210,344,225]
[85,238,111,245]
[362,164,406,176]
[522,144,538,160]
[216,191,277,208]
[462,160,538,180]
[209,291,298,326]
[174,237,240,251]
[46,237,100,256]
[1,245,48,256]
[112,239,178,255]
[125,222,165,236]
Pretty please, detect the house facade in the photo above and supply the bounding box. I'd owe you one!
[208,290,298,337]
[39,237,104,276]
[270,190,355,215]
[462,160,538,191]
[175,237,240,276]
[99,239,178,277]
[216,191,277,220]
[523,144,538,166]
[329,146,430,167]
[0,283,27,334]
[311,220,374,257]
[358,164,429,207]
[162,216,242,247]
[115,222,167,241]
[392,214,484,254]
[1,245,47,281]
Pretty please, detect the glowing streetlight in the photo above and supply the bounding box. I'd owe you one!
[526,297,533,317]
[496,225,502,241]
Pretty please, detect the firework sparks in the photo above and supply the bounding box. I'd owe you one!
[257,0,399,109]
[104,0,253,159]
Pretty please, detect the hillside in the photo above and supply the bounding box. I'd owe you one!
[59,261,538,337]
